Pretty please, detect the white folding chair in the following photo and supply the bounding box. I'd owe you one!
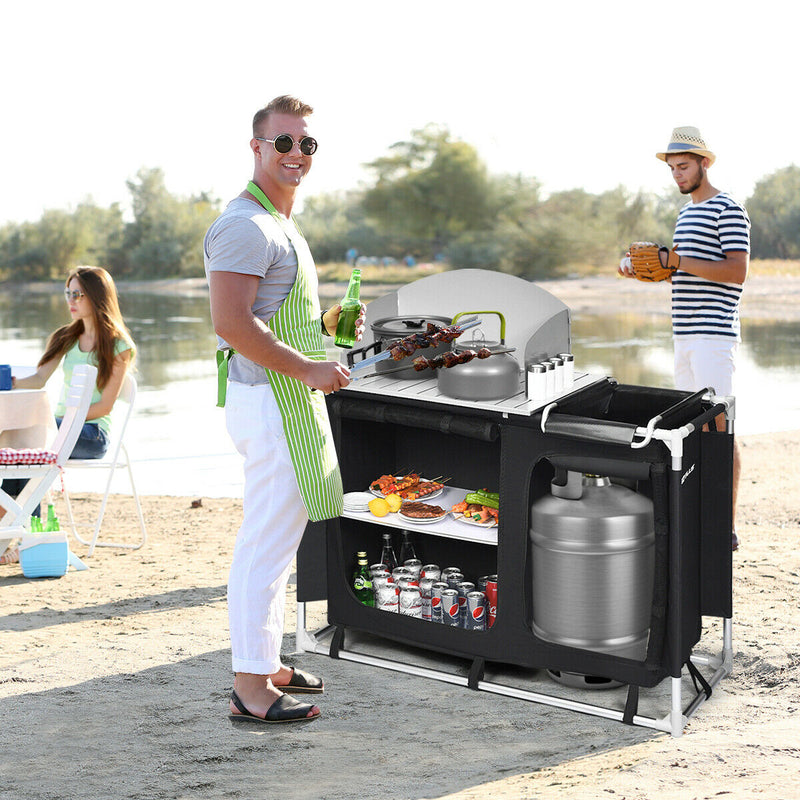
[62,372,147,556]
[0,365,98,542]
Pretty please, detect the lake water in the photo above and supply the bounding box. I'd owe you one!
[3,286,798,498]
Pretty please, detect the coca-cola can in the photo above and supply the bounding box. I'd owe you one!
[465,591,487,630]
[375,581,399,612]
[440,588,461,626]
[399,586,422,618]
[430,581,449,624]
[484,575,498,627]
[369,563,388,578]
[403,558,422,579]
[445,571,465,590]
[421,564,441,581]
[419,576,436,621]
[456,580,475,624]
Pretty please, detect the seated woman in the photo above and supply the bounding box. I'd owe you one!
[1,267,136,563]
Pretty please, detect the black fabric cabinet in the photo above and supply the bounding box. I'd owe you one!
[297,379,732,691]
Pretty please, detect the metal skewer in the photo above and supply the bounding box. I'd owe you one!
[348,317,481,374]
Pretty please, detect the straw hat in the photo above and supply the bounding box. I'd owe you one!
[656,126,716,166]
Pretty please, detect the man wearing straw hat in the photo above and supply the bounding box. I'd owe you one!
[620,126,750,550]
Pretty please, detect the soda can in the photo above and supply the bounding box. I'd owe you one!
[465,591,487,630]
[441,566,461,583]
[440,588,461,626]
[421,564,441,581]
[403,558,422,579]
[397,576,419,592]
[430,581,449,624]
[419,576,436,621]
[392,566,412,587]
[399,586,422,618]
[372,569,391,587]
[375,581,399,612]
[484,575,498,628]
[445,571,465,590]
[456,580,475,624]
[369,562,389,578]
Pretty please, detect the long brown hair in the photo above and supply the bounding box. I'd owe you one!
[38,267,136,390]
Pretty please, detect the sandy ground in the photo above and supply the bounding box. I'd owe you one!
[2,276,799,800]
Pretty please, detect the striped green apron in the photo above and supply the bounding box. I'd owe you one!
[217,181,343,521]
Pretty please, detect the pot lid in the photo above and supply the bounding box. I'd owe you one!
[370,315,451,337]
[453,328,504,352]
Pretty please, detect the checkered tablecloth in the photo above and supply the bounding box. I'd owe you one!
[0,448,58,465]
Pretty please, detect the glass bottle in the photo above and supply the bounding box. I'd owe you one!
[399,531,417,565]
[45,503,59,532]
[380,532,398,573]
[352,551,374,606]
[334,268,362,348]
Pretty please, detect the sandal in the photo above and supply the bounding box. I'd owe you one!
[273,667,324,694]
[228,689,320,724]
[0,547,20,566]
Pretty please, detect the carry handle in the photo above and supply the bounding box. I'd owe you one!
[451,311,506,343]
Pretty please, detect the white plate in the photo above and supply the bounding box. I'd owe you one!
[397,510,447,525]
[369,478,443,500]
[453,512,498,528]
[343,491,374,512]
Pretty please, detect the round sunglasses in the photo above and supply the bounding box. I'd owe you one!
[64,289,86,301]
[256,134,318,156]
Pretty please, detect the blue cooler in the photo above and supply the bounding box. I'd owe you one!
[19,532,70,578]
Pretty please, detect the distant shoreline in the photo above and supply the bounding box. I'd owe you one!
[10,272,800,320]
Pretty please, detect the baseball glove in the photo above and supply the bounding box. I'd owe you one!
[628,242,681,282]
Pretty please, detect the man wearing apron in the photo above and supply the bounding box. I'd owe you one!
[204,96,362,723]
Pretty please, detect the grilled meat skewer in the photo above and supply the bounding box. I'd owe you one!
[412,347,493,371]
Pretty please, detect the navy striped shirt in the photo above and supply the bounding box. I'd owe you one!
[671,192,750,340]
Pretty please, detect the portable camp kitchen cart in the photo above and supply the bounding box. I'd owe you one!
[295,270,734,737]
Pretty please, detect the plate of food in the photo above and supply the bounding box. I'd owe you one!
[397,501,448,524]
[369,474,444,501]
[451,494,499,528]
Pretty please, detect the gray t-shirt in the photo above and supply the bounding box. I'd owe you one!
[203,196,299,384]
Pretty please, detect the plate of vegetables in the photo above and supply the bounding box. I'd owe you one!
[451,489,499,528]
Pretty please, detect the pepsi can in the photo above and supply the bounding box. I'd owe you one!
[399,586,422,618]
[441,566,461,584]
[440,588,460,627]
[456,580,475,624]
[430,581,449,624]
[445,571,465,590]
[421,564,441,581]
[465,591,487,630]
[419,576,436,621]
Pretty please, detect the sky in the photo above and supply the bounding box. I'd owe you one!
[1,0,797,226]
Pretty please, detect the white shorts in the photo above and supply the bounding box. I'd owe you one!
[673,338,738,397]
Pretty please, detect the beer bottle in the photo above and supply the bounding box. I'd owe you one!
[380,532,398,573]
[352,551,374,606]
[45,503,59,532]
[334,269,362,348]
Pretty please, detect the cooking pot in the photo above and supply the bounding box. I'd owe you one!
[437,311,520,401]
[370,315,452,379]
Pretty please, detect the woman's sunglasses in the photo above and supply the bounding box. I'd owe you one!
[256,134,318,156]
[64,290,85,301]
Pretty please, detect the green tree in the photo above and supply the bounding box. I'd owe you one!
[362,125,492,255]
[118,168,219,277]
[747,165,800,259]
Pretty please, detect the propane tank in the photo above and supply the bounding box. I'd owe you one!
[530,472,654,662]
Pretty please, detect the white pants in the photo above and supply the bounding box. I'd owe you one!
[225,381,308,675]
[674,337,738,397]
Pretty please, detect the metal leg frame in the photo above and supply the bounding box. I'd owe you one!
[296,603,733,737]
